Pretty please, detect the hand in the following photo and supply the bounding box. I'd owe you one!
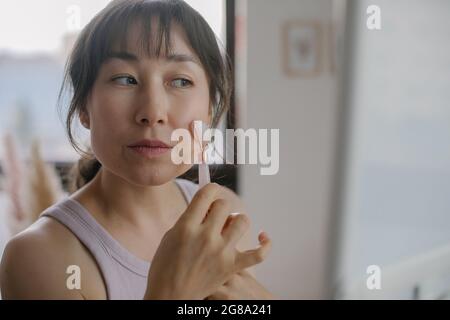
[205,232,275,300]
[144,183,271,300]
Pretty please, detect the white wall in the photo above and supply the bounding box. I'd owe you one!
[237,0,340,299]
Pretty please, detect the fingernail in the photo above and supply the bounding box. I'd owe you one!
[258,230,267,239]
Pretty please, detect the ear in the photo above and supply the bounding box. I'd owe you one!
[79,110,90,129]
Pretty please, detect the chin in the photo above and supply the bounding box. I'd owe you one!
[126,163,192,186]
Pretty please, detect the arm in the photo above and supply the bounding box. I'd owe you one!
[0,229,85,299]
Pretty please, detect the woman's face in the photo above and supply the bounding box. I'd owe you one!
[83,22,210,186]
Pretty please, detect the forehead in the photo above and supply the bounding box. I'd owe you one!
[111,19,198,61]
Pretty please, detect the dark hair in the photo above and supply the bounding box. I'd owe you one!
[59,0,232,193]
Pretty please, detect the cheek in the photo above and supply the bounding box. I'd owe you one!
[88,89,131,156]
[90,88,130,129]
[169,86,211,129]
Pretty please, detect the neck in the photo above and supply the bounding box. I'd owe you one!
[78,167,185,227]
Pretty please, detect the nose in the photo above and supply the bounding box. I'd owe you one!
[134,80,168,127]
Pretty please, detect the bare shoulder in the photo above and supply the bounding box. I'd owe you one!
[0,217,105,299]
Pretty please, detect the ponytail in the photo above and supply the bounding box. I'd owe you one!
[67,154,101,194]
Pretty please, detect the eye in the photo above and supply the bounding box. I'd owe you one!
[112,75,138,86]
[171,78,193,88]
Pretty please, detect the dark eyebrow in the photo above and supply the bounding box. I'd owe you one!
[106,51,200,66]
[106,51,139,62]
[166,53,201,66]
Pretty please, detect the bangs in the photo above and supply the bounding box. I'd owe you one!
[92,1,176,65]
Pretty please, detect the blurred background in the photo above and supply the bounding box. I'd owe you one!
[1,0,450,299]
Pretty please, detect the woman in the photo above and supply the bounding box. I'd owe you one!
[0,0,273,299]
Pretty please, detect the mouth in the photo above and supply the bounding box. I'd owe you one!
[128,145,171,157]
[127,139,173,158]
[128,139,173,148]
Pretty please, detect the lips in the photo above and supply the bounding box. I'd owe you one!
[127,139,173,158]
[127,139,172,148]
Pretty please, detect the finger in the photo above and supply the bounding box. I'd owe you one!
[258,230,270,243]
[179,182,222,225]
[203,199,232,234]
[222,213,250,246]
[234,236,272,271]
[206,287,229,300]
[222,213,240,232]
[236,269,252,278]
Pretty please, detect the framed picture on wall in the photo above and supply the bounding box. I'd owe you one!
[282,21,322,77]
